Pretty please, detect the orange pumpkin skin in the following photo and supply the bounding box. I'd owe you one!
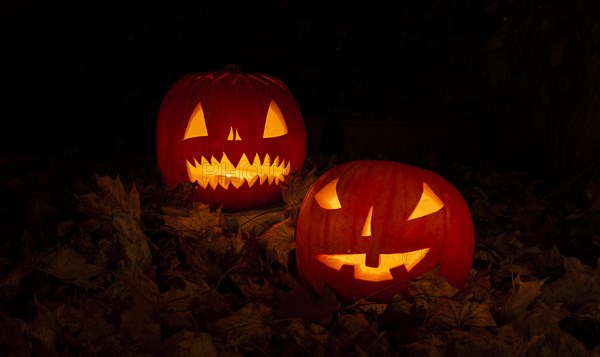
[156,70,306,210]
[295,160,474,302]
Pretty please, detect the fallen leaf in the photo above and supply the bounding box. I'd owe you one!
[225,204,286,235]
[281,166,317,224]
[77,175,152,275]
[40,247,104,286]
[274,273,340,325]
[160,331,218,357]
[541,256,600,315]
[425,299,497,330]
[256,218,296,271]
[161,202,225,239]
[408,268,460,310]
[520,301,569,339]
[208,302,273,349]
[499,273,546,323]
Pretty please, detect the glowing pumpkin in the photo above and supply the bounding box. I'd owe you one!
[295,160,474,302]
[156,68,306,210]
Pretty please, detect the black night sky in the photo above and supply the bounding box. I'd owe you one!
[3,0,597,184]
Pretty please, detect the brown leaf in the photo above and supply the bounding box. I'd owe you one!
[520,301,569,338]
[160,277,228,328]
[208,302,273,349]
[275,273,340,325]
[256,218,296,271]
[435,326,527,356]
[425,299,497,330]
[160,331,218,357]
[225,204,286,236]
[0,318,30,357]
[499,273,547,322]
[281,319,329,353]
[527,328,591,357]
[281,166,317,224]
[40,247,104,286]
[77,174,152,275]
[541,256,600,315]
[161,202,225,239]
[408,268,460,310]
[180,230,249,279]
[118,272,162,353]
[28,297,61,353]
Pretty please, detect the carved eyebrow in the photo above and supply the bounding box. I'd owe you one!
[407,183,444,220]
[314,179,342,209]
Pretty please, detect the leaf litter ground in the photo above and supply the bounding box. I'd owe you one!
[0,150,599,356]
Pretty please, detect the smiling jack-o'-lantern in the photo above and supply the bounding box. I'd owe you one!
[295,160,474,302]
[156,68,306,210]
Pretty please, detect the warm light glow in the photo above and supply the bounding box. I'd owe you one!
[315,179,342,209]
[407,183,444,220]
[263,100,288,138]
[362,206,373,237]
[186,153,291,190]
[227,127,242,141]
[316,248,430,282]
[183,102,208,139]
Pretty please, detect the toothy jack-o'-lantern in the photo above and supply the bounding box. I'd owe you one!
[295,160,474,302]
[156,67,306,210]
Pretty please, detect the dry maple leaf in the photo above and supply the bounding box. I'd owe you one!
[77,174,152,276]
[541,256,600,315]
[160,202,225,239]
[208,302,273,350]
[498,273,547,323]
[159,331,218,357]
[274,272,340,325]
[408,268,460,310]
[281,166,317,224]
[256,218,296,272]
[425,299,497,330]
[39,247,104,287]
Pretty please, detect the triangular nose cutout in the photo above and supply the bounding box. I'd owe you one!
[362,206,373,237]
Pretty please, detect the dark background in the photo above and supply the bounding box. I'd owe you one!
[1,0,599,190]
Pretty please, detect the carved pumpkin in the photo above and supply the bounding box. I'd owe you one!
[156,68,306,210]
[295,160,474,302]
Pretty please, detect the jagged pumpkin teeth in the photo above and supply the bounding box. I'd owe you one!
[186,153,288,190]
[264,153,271,166]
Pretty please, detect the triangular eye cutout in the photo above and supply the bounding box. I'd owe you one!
[263,100,288,138]
[314,179,342,209]
[183,102,208,139]
[407,183,445,220]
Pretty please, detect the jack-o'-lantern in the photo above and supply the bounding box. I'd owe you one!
[156,67,306,210]
[295,160,474,302]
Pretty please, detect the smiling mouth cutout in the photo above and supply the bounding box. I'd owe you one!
[186,153,291,190]
[315,248,430,282]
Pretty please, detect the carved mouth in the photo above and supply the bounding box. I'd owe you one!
[186,153,291,190]
[315,248,430,282]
